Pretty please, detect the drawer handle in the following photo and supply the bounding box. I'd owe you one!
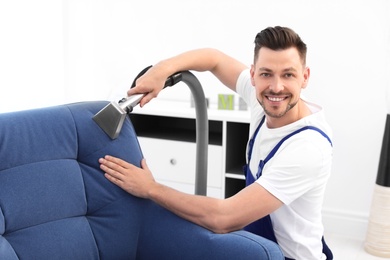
[170,158,177,165]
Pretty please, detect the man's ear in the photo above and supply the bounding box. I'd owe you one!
[302,66,310,89]
[250,65,255,86]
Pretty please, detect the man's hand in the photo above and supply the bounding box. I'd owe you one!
[99,156,156,198]
[127,64,169,107]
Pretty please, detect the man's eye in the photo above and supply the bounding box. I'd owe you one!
[284,73,294,78]
[260,73,270,77]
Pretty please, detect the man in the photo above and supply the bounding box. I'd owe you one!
[99,26,333,259]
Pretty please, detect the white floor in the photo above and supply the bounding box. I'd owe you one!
[325,232,388,259]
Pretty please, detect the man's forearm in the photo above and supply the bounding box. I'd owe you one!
[154,48,247,90]
[148,181,231,233]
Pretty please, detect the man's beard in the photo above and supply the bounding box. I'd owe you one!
[258,98,298,118]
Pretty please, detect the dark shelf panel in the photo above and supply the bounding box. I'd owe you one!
[130,114,223,145]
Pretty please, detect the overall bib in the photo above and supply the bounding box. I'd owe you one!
[243,116,333,260]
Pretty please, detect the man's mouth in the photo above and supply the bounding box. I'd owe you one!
[266,95,289,102]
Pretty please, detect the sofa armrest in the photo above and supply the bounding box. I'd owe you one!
[136,201,284,260]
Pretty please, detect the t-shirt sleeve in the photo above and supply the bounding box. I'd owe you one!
[236,69,253,104]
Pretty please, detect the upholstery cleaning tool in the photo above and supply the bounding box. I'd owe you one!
[93,66,209,196]
[93,66,182,140]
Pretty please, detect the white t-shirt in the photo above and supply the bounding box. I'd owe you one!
[236,69,333,260]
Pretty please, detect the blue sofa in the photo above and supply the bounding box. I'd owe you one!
[0,101,284,260]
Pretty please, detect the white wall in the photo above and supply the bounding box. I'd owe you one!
[1,0,390,239]
[0,0,65,112]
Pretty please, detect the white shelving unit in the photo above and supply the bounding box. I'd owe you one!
[130,100,251,199]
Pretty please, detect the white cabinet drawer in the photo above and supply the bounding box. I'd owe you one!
[137,137,222,189]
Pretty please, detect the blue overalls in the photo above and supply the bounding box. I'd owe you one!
[243,116,333,260]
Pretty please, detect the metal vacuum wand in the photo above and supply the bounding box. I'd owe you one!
[93,65,182,139]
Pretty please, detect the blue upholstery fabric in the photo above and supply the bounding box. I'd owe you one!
[138,201,284,260]
[0,101,284,260]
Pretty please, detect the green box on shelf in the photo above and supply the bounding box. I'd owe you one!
[218,94,234,110]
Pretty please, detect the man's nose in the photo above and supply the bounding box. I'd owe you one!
[269,77,285,93]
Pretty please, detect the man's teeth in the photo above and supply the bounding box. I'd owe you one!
[268,96,285,102]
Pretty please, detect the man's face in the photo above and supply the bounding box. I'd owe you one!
[250,47,310,122]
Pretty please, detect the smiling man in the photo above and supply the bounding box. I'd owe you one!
[99,26,334,260]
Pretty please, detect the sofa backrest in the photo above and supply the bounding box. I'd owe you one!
[0,101,145,259]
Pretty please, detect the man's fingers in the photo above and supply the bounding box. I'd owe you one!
[104,172,123,184]
[100,163,121,179]
[103,155,133,170]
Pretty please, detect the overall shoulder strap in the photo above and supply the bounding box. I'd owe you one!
[247,116,266,162]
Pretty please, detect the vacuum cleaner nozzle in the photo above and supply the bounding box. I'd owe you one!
[93,94,143,139]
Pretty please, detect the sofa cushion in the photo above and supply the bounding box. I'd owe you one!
[5,217,98,260]
[0,160,86,232]
[0,106,78,171]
